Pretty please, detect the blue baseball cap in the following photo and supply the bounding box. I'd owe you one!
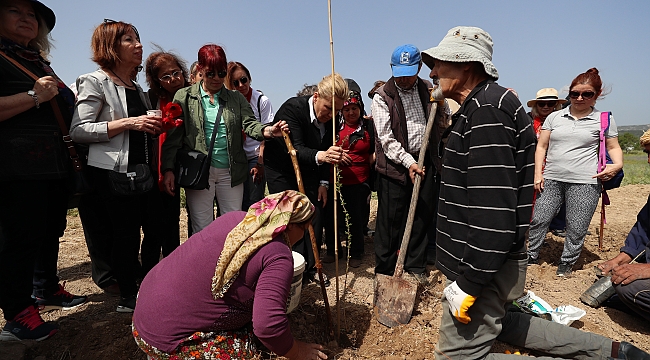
[390,44,421,77]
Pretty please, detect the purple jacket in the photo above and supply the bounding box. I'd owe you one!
[133,211,295,355]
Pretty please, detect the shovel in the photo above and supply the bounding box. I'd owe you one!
[282,129,335,338]
[374,89,442,328]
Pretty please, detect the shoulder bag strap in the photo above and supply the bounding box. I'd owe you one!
[205,98,225,162]
[0,50,82,172]
[256,93,263,121]
[598,112,610,173]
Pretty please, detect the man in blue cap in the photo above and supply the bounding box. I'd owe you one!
[370,44,443,282]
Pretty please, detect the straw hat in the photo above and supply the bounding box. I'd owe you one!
[526,88,567,108]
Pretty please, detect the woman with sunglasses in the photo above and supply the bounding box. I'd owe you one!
[527,88,569,237]
[161,44,288,234]
[225,61,274,210]
[70,20,162,312]
[141,49,190,275]
[527,68,623,276]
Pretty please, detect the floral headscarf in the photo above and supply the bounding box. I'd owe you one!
[343,90,363,109]
[211,190,314,299]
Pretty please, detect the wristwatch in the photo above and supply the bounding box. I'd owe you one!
[27,90,39,109]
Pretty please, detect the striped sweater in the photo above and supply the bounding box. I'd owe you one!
[436,80,536,296]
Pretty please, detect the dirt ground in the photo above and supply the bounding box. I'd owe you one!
[1,185,649,360]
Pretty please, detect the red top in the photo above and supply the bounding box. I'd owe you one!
[331,122,371,185]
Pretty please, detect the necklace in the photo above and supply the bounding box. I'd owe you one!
[109,69,134,88]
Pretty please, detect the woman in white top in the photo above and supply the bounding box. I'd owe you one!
[527,68,623,276]
[225,61,274,209]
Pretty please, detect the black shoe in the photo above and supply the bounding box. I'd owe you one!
[116,296,136,313]
[618,341,650,359]
[303,273,330,287]
[0,305,58,341]
[551,229,567,237]
[527,254,539,266]
[33,283,87,312]
[408,272,429,286]
[556,262,573,277]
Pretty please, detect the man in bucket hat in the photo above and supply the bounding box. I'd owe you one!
[369,44,445,283]
[422,26,650,360]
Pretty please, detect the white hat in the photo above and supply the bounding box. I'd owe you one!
[526,88,567,108]
[421,26,498,80]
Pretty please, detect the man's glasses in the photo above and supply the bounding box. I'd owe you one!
[233,76,248,87]
[205,70,227,79]
[537,101,557,108]
[569,91,595,100]
[159,70,183,83]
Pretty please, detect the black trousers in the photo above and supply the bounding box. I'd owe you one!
[0,179,67,320]
[79,167,146,298]
[324,183,369,258]
[140,186,181,276]
[374,162,439,275]
[266,166,323,276]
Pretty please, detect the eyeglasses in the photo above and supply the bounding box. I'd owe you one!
[537,101,557,108]
[205,70,227,79]
[569,91,595,100]
[233,76,248,87]
[159,70,183,83]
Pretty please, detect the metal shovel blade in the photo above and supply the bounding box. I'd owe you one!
[373,273,418,328]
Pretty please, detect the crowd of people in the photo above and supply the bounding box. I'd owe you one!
[1,1,649,359]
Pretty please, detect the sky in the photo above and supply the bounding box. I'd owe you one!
[46,0,650,125]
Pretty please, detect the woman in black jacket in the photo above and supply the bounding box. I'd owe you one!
[0,0,85,342]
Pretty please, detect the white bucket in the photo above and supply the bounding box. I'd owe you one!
[286,251,305,313]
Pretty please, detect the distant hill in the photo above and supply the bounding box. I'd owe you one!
[618,125,650,138]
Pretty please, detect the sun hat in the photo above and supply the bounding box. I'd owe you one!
[390,44,421,77]
[526,88,567,108]
[28,1,56,32]
[421,26,498,80]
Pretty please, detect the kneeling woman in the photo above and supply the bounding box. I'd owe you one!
[132,191,327,360]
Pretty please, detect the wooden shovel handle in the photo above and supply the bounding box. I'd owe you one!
[394,102,438,278]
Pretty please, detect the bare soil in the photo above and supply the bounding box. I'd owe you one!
[1,185,649,360]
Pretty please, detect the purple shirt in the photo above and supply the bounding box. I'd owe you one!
[133,211,295,355]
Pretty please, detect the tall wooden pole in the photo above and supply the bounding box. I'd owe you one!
[327,0,341,339]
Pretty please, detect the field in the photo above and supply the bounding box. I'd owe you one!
[1,154,649,360]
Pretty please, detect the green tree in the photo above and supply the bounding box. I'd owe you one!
[619,132,640,152]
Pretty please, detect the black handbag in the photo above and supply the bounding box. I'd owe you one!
[175,99,224,190]
[108,163,154,196]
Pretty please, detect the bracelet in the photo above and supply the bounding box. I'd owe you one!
[319,181,330,190]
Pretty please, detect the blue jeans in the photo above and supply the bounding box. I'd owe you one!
[242,157,266,210]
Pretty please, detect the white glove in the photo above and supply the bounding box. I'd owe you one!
[443,281,477,324]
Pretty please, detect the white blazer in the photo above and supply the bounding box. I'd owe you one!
[70,70,151,173]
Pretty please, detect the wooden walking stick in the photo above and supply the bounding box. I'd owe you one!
[282,130,335,338]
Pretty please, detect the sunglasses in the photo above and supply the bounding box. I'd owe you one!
[537,101,557,108]
[159,70,183,83]
[569,91,595,100]
[233,76,249,87]
[205,70,227,79]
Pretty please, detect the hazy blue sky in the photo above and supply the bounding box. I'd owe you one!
[47,0,650,125]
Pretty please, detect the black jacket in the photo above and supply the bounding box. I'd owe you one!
[264,96,331,188]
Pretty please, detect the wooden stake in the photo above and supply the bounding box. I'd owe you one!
[327,0,341,339]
